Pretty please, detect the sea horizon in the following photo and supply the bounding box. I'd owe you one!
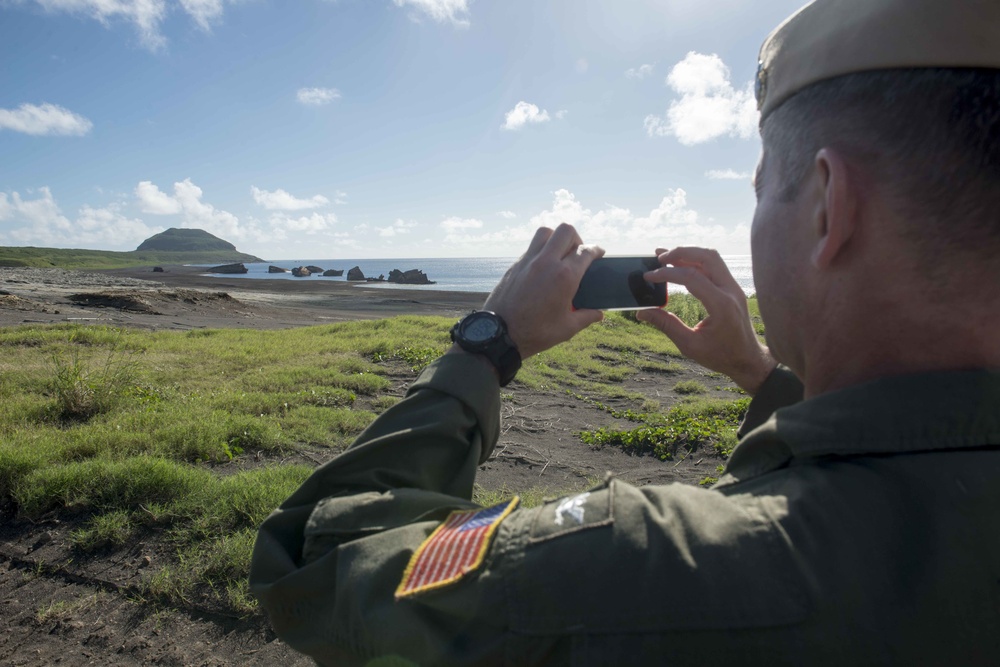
[199,256,756,296]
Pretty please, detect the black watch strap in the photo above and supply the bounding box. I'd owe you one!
[489,331,522,387]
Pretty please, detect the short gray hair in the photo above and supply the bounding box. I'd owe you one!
[762,68,1000,259]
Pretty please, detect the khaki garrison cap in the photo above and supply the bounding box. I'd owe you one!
[757,0,1000,120]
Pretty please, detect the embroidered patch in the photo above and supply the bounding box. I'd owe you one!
[395,498,519,599]
[529,482,614,543]
[553,492,590,526]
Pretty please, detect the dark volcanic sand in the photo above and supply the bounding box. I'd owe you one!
[0,264,486,330]
[0,265,735,666]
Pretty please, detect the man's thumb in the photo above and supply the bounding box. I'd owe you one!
[636,309,692,347]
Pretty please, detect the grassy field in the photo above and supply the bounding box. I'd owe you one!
[0,295,760,615]
[0,245,263,269]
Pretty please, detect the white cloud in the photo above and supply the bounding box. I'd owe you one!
[268,212,338,234]
[497,210,516,219]
[706,169,752,181]
[442,188,749,256]
[30,0,168,49]
[0,187,70,233]
[555,109,568,120]
[644,52,758,145]
[251,186,329,211]
[75,202,162,244]
[377,218,417,238]
[392,0,471,27]
[440,216,483,231]
[502,101,551,131]
[533,188,748,254]
[135,180,182,214]
[132,178,241,239]
[172,178,241,239]
[376,218,417,239]
[440,225,535,253]
[0,103,93,136]
[333,190,348,205]
[24,0,239,50]
[297,87,341,106]
[625,64,654,80]
[178,0,224,31]
[0,187,162,249]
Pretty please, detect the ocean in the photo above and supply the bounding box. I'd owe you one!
[203,256,756,296]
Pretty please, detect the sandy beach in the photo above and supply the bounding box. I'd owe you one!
[0,264,489,331]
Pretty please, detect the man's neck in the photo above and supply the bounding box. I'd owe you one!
[800,297,1000,399]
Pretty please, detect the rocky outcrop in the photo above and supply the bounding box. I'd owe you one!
[347,266,365,281]
[269,265,289,274]
[207,263,248,274]
[152,267,165,273]
[387,268,435,285]
[323,269,344,277]
[367,274,386,282]
[291,266,312,277]
[305,265,325,274]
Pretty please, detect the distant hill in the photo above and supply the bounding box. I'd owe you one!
[137,228,238,253]
[0,229,264,269]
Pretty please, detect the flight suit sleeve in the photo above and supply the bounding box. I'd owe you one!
[249,352,510,666]
[737,365,804,437]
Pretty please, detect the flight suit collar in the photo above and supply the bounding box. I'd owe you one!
[717,369,1000,487]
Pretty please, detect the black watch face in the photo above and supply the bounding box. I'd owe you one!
[463,314,500,342]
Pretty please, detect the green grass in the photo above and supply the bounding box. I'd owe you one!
[520,311,682,390]
[0,304,757,615]
[579,397,750,461]
[673,379,709,395]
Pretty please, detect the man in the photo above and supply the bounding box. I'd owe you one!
[251,0,1000,664]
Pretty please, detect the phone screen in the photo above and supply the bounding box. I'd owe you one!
[572,256,667,311]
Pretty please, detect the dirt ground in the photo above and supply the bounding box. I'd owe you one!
[0,265,733,666]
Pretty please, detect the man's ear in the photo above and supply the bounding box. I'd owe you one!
[811,148,858,269]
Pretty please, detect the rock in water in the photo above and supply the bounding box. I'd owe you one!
[269,265,290,273]
[347,266,366,281]
[387,268,436,285]
[291,266,312,277]
[306,265,325,274]
[208,263,248,274]
[323,269,344,277]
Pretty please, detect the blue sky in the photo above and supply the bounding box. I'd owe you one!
[0,0,805,260]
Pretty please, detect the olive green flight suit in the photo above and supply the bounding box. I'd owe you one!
[250,353,1000,666]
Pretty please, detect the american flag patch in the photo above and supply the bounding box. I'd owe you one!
[395,497,519,599]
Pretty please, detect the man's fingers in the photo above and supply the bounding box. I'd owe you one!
[540,223,585,260]
[566,243,605,275]
[644,266,730,313]
[523,227,554,259]
[661,247,742,296]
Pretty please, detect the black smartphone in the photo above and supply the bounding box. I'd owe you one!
[572,256,667,311]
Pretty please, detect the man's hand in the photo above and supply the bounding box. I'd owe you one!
[481,224,604,360]
[636,247,776,395]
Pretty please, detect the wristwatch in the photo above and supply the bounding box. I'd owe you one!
[449,310,522,387]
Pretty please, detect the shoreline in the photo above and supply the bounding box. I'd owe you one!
[0,264,489,331]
